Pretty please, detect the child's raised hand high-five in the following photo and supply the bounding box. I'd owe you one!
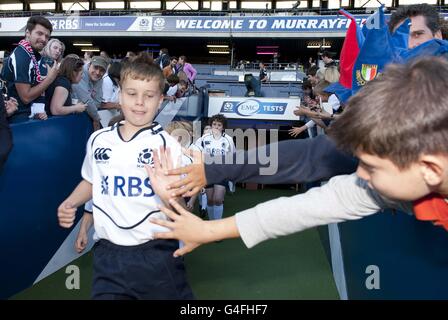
[146,146,182,206]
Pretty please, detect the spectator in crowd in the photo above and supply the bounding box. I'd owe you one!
[165,74,179,101]
[306,65,322,86]
[65,53,80,59]
[289,80,331,138]
[125,51,136,59]
[272,52,279,69]
[100,61,122,126]
[320,51,338,68]
[304,57,316,72]
[165,75,189,101]
[100,50,111,64]
[243,73,262,97]
[177,55,197,84]
[236,60,245,70]
[176,79,189,98]
[72,56,108,130]
[102,61,121,109]
[388,3,443,49]
[45,56,87,116]
[258,62,268,83]
[2,16,58,123]
[41,38,65,66]
[133,51,154,65]
[163,56,178,78]
[155,48,170,69]
[324,66,340,84]
[83,51,93,64]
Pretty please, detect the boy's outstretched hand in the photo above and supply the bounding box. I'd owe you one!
[58,200,77,228]
[165,149,207,197]
[151,199,210,257]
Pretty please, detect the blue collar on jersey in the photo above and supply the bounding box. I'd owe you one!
[115,121,163,142]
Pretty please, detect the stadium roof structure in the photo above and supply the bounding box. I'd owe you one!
[0,0,446,17]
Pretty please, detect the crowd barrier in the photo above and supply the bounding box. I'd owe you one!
[205,80,302,98]
[0,114,92,299]
[316,198,448,299]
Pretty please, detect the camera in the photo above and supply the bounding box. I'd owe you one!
[42,56,54,67]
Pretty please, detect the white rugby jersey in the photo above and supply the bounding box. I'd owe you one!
[194,132,235,156]
[81,121,182,246]
[181,143,202,165]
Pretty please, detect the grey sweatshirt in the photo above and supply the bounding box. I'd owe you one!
[72,63,102,121]
[235,173,413,248]
[205,135,358,185]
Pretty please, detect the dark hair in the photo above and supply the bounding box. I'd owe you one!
[179,79,188,87]
[179,55,187,62]
[302,80,313,91]
[26,16,53,33]
[58,57,84,83]
[166,74,179,85]
[120,60,165,94]
[170,56,178,62]
[313,80,331,96]
[84,51,93,59]
[439,17,448,40]
[132,51,154,65]
[328,57,448,169]
[160,48,169,54]
[209,114,227,128]
[108,62,122,86]
[389,4,440,34]
[321,51,335,58]
[306,65,319,77]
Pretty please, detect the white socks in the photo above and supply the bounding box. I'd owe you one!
[207,205,224,220]
[214,205,224,220]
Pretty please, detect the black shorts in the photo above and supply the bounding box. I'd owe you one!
[205,181,227,189]
[91,239,194,300]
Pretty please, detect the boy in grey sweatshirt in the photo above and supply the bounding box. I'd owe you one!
[147,56,448,257]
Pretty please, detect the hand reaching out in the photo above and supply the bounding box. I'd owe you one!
[289,126,306,138]
[151,199,208,257]
[146,146,182,206]
[165,148,206,198]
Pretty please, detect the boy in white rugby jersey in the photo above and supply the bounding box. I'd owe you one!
[57,60,194,300]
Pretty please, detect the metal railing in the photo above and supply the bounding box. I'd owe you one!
[2,6,448,18]
[233,62,304,71]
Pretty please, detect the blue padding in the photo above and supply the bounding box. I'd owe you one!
[0,114,92,299]
[339,210,448,299]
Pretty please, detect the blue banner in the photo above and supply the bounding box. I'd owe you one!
[0,15,369,33]
[221,99,287,116]
[1,13,447,34]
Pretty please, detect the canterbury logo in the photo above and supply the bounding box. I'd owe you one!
[94,148,111,161]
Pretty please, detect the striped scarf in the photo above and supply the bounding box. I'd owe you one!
[18,39,43,83]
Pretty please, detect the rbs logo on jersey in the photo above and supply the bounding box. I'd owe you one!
[103,176,155,198]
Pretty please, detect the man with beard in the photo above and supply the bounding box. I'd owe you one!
[2,16,58,123]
